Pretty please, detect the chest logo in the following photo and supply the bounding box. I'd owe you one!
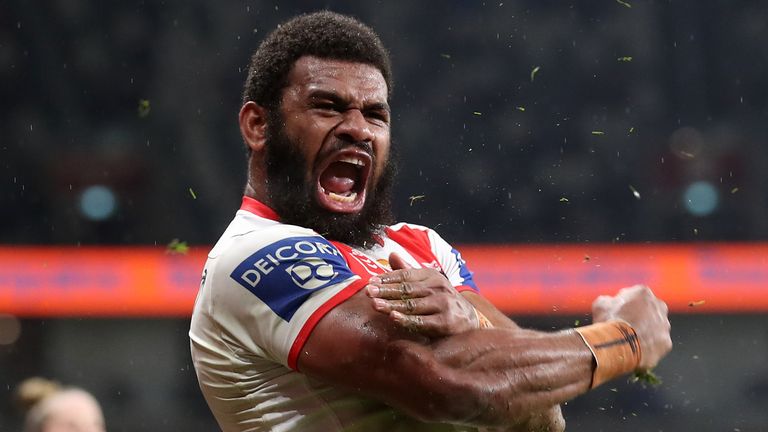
[285,257,339,290]
[230,236,355,321]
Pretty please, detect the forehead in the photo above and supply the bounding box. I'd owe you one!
[284,56,388,102]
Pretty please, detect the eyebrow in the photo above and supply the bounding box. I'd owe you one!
[308,89,390,113]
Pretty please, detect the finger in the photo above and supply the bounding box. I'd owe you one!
[390,311,453,337]
[375,267,433,285]
[388,252,413,270]
[373,297,438,315]
[389,311,439,336]
[367,281,430,300]
[390,311,428,334]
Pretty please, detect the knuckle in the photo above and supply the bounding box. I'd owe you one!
[593,295,610,307]
[405,298,416,313]
[401,282,414,295]
[403,315,418,331]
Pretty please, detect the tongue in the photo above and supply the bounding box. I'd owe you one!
[320,162,357,194]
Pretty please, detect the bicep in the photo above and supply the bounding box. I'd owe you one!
[298,289,418,374]
[296,289,469,421]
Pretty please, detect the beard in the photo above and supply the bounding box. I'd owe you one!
[263,113,396,248]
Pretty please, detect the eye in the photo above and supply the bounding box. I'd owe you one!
[365,110,390,125]
[316,102,339,111]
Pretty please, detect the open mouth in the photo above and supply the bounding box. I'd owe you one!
[316,149,372,213]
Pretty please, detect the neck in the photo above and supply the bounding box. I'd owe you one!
[245,159,271,206]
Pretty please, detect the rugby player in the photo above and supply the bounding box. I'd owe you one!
[189,11,672,432]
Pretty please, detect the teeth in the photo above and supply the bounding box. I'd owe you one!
[328,191,357,203]
[338,157,365,166]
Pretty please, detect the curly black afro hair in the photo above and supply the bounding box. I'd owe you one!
[242,11,393,110]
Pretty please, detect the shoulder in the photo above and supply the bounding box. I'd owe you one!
[209,210,319,260]
[385,222,453,251]
[206,211,340,277]
[203,212,354,308]
[386,222,436,243]
[210,216,353,299]
[193,214,363,367]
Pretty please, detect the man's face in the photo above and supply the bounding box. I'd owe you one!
[263,56,395,247]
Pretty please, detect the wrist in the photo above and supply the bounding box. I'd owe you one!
[574,320,642,388]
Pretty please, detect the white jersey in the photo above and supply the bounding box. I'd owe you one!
[190,197,479,432]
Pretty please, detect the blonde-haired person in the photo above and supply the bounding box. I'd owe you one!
[15,377,106,432]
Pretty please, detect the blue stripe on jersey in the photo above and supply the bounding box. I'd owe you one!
[230,236,355,322]
[450,248,478,291]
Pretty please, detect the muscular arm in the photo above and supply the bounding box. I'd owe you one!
[297,288,593,427]
[462,290,565,431]
[358,255,566,428]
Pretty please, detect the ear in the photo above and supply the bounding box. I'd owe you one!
[239,101,268,153]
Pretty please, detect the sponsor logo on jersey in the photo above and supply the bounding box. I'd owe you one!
[285,257,338,290]
[230,236,354,321]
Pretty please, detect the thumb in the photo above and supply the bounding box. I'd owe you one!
[388,252,413,270]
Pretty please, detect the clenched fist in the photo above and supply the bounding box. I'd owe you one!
[592,285,672,370]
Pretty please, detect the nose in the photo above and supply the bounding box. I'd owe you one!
[334,109,375,144]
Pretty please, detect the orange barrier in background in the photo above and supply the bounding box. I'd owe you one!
[0,243,766,317]
[460,243,768,315]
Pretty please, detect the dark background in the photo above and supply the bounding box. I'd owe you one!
[2,0,767,430]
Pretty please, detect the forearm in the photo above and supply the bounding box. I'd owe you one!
[461,292,566,431]
[301,291,646,428]
[374,327,591,426]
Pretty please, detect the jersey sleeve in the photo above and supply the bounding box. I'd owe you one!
[386,223,479,293]
[425,229,479,293]
[208,228,368,371]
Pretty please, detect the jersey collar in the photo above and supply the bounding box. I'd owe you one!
[240,196,280,221]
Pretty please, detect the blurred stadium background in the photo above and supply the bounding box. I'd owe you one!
[2,0,767,430]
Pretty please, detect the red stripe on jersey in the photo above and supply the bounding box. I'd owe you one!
[287,242,387,371]
[240,196,280,221]
[287,277,368,371]
[385,225,440,270]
